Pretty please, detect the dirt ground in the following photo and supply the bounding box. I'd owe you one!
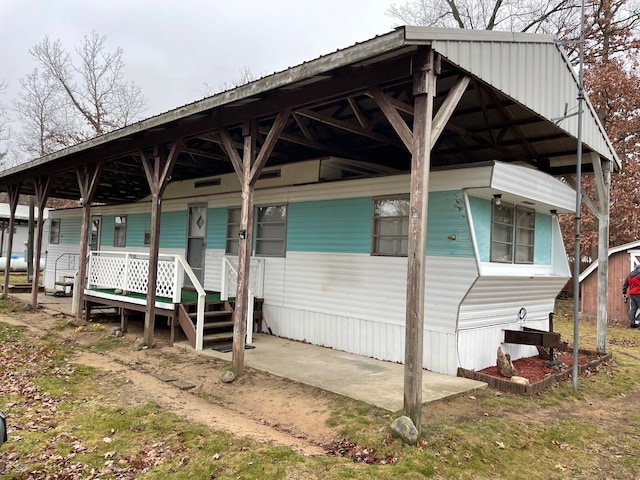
[1,307,338,456]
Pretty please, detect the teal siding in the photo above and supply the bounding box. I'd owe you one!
[288,198,371,253]
[59,216,82,244]
[207,208,227,250]
[159,211,187,248]
[468,196,492,262]
[286,192,473,256]
[534,214,552,265]
[101,216,115,247]
[124,212,186,248]
[426,191,474,257]
[127,214,151,247]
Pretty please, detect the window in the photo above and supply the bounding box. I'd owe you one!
[225,208,241,255]
[49,219,60,244]
[372,196,409,256]
[114,216,127,247]
[490,201,535,264]
[255,205,287,257]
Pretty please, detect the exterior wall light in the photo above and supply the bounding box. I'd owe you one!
[493,194,502,206]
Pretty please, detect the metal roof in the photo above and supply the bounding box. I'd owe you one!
[579,240,640,282]
[0,26,619,204]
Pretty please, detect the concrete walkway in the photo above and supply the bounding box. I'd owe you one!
[179,334,486,411]
[13,292,487,412]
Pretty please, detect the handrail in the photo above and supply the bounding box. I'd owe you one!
[221,257,265,345]
[175,256,206,351]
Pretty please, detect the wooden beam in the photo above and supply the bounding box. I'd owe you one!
[368,86,414,152]
[31,176,51,308]
[292,113,315,142]
[347,97,370,129]
[140,141,181,347]
[296,108,402,146]
[566,175,599,216]
[249,110,290,185]
[259,128,359,159]
[430,76,470,148]
[218,129,244,179]
[504,329,562,348]
[404,48,437,432]
[2,184,20,300]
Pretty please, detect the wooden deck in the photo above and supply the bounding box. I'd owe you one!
[84,288,224,339]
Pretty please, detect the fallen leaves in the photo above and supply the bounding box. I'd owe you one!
[322,438,398,465]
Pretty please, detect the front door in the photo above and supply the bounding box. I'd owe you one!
[186,204,207,285]
[90,216,101,251]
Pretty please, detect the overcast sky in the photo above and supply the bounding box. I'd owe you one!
[0,0,399,120]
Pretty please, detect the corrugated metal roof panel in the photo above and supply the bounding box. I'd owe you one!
[417,31,619,168]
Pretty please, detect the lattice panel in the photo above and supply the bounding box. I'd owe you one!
[88,255,126,289]
[156,260,176,298]
[121,257,176,298]
[125,258,149,294]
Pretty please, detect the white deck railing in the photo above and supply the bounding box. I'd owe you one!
[82,251,206,349]
[221,257,264,345]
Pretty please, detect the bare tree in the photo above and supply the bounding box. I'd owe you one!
[0,80,10,165]
[387,0,580,34]
[202,66,261,97]
[14,68,74,158]
[28,31,145,141]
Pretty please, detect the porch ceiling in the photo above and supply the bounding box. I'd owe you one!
[0,27,617,205]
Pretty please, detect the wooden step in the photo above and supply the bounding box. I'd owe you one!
[189,310,232,320]
[203,320,234,329]
[202,332,234,342]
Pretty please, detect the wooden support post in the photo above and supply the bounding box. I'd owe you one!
[404,48,437,431]
[73,163,104,318]
[219,110,289,376]
[140,142,181,347]
[30,176,51,308]
[594,157,611,354]
[233,120,257,376]
[2,185,20,299]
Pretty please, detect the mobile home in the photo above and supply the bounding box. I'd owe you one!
[2,26,619,376]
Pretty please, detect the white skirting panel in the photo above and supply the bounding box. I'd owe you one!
[264,304,459,375]
[424,329,458,375]
[457,318,548,371]
[266,304,406,363]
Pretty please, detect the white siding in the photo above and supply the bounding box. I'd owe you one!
[490,162,576,213]
[260,253,476,375]
[283,252,407,324]
[425,256,477,333]
[459,276,566,330]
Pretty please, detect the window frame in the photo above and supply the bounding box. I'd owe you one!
[255,204,288,257]
[113,215,127,247]
[49,219,60,245]
[371,195,410,257]
[490,200,535,264]
[225,207,241,255]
